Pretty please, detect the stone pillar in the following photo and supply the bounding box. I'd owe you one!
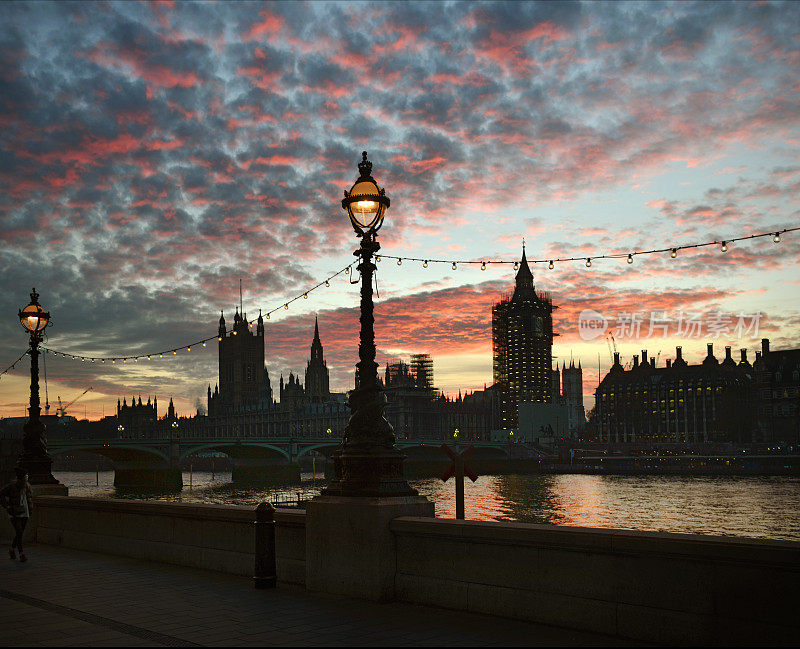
[305,494,434,601]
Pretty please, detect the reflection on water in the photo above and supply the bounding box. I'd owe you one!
[55,470,800,541]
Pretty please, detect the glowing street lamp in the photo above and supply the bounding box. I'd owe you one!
[17,289,59,485]
[323,152,415,497]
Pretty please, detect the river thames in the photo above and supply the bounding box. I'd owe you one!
[54,470,800,542]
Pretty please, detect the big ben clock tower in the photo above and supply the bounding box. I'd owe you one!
[492,246,555,429]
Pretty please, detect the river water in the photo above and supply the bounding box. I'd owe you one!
[54,470,800,542]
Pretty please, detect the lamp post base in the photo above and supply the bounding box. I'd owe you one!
[19,418,61,487]
[323,447,418,498]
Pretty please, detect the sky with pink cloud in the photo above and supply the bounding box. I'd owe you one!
[1,0,798,421]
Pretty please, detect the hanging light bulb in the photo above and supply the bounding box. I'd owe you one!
[187,346,191,351]
[345,266,350,275]
[586,258,592,267]
[81,357,85,362]
[452,261,457,270]
[303,293,308,299]
[376,255,381,262]
[774,232,781,243]
[159,354,163,358]
[173,350,177,355]
[112,359,116,364]
[397,258,402,265]
[232,331,237,335]
[481,261,486,270]
[423,260,429,268]
[514,261,519,270]
[101,359,106,363]
[122,358,126,363]
[266,313,270,319]
[284,303,289,309]
[202,342,206,347]
[325,280,330,287]
[721,241,728,252]
[147,355,151,360]
[548,260,554,269]
[134,358,138,362]
[671,248,678,258]
[627,254,633,264]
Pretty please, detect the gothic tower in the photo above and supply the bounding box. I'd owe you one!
[211,305,265,414]
[561,359,585,431]
[305,317,330,403]
[492,246,555,428]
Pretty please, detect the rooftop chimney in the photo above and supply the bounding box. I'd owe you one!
[641,350,648,364]
[676,346,683,360]
[762,338,770,355]
[707,343,714,357]
[666,359,672,368]
[740,349,748,362]
[613,352,620,366]
[633,354,639,368]
[725,346,732,360]
[755,351,762,361]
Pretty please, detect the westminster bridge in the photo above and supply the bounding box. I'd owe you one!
[48,436,534,488]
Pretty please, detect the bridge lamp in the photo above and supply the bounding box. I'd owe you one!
[322,151,415,498]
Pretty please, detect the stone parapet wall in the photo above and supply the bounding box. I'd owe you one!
[390,517,800,645]
[33,496,306,584]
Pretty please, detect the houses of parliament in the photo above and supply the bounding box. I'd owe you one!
[106,249,586,441]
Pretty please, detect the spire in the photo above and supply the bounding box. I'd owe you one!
[218,310,226,336]
[314,316,320,343]
[257,309,264,335]
[512,244,534,300]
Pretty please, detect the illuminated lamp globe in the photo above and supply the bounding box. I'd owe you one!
[342,151,390,236]
[19,289,50,333]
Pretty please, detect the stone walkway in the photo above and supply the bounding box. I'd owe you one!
[1,544,637,646]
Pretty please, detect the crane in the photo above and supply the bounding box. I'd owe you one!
[605,331,618,363]
[57,387,93,418]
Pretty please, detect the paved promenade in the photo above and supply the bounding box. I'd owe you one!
[0,544,638,647]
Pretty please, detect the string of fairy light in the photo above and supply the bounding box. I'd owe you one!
[0,351,30,381]
[5,224,795,368]
[37,263,355,365]
[375,226,798,270]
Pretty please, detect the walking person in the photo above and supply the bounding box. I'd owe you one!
[1,467,33,562]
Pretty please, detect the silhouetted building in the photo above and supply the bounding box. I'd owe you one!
[595,344,755,444]
[492,247,555,429]
[117,395,158,432]
[753,338,800,442]
[280,372,306,411]
[208,309,272,415]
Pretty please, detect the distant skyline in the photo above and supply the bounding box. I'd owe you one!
[1,0,799,420]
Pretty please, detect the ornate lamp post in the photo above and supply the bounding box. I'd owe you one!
[17,288,59,485]
[323,152,417,497]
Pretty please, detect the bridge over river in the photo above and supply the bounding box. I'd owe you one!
[49,437,532,489]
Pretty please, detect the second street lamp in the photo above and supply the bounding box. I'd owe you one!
[323,152,416,497]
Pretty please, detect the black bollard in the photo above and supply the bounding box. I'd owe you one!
[254,502,276,589]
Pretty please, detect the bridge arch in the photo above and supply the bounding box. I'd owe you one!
[50,443,170,464]
[295,442,340,460]
[179,441,291,464]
